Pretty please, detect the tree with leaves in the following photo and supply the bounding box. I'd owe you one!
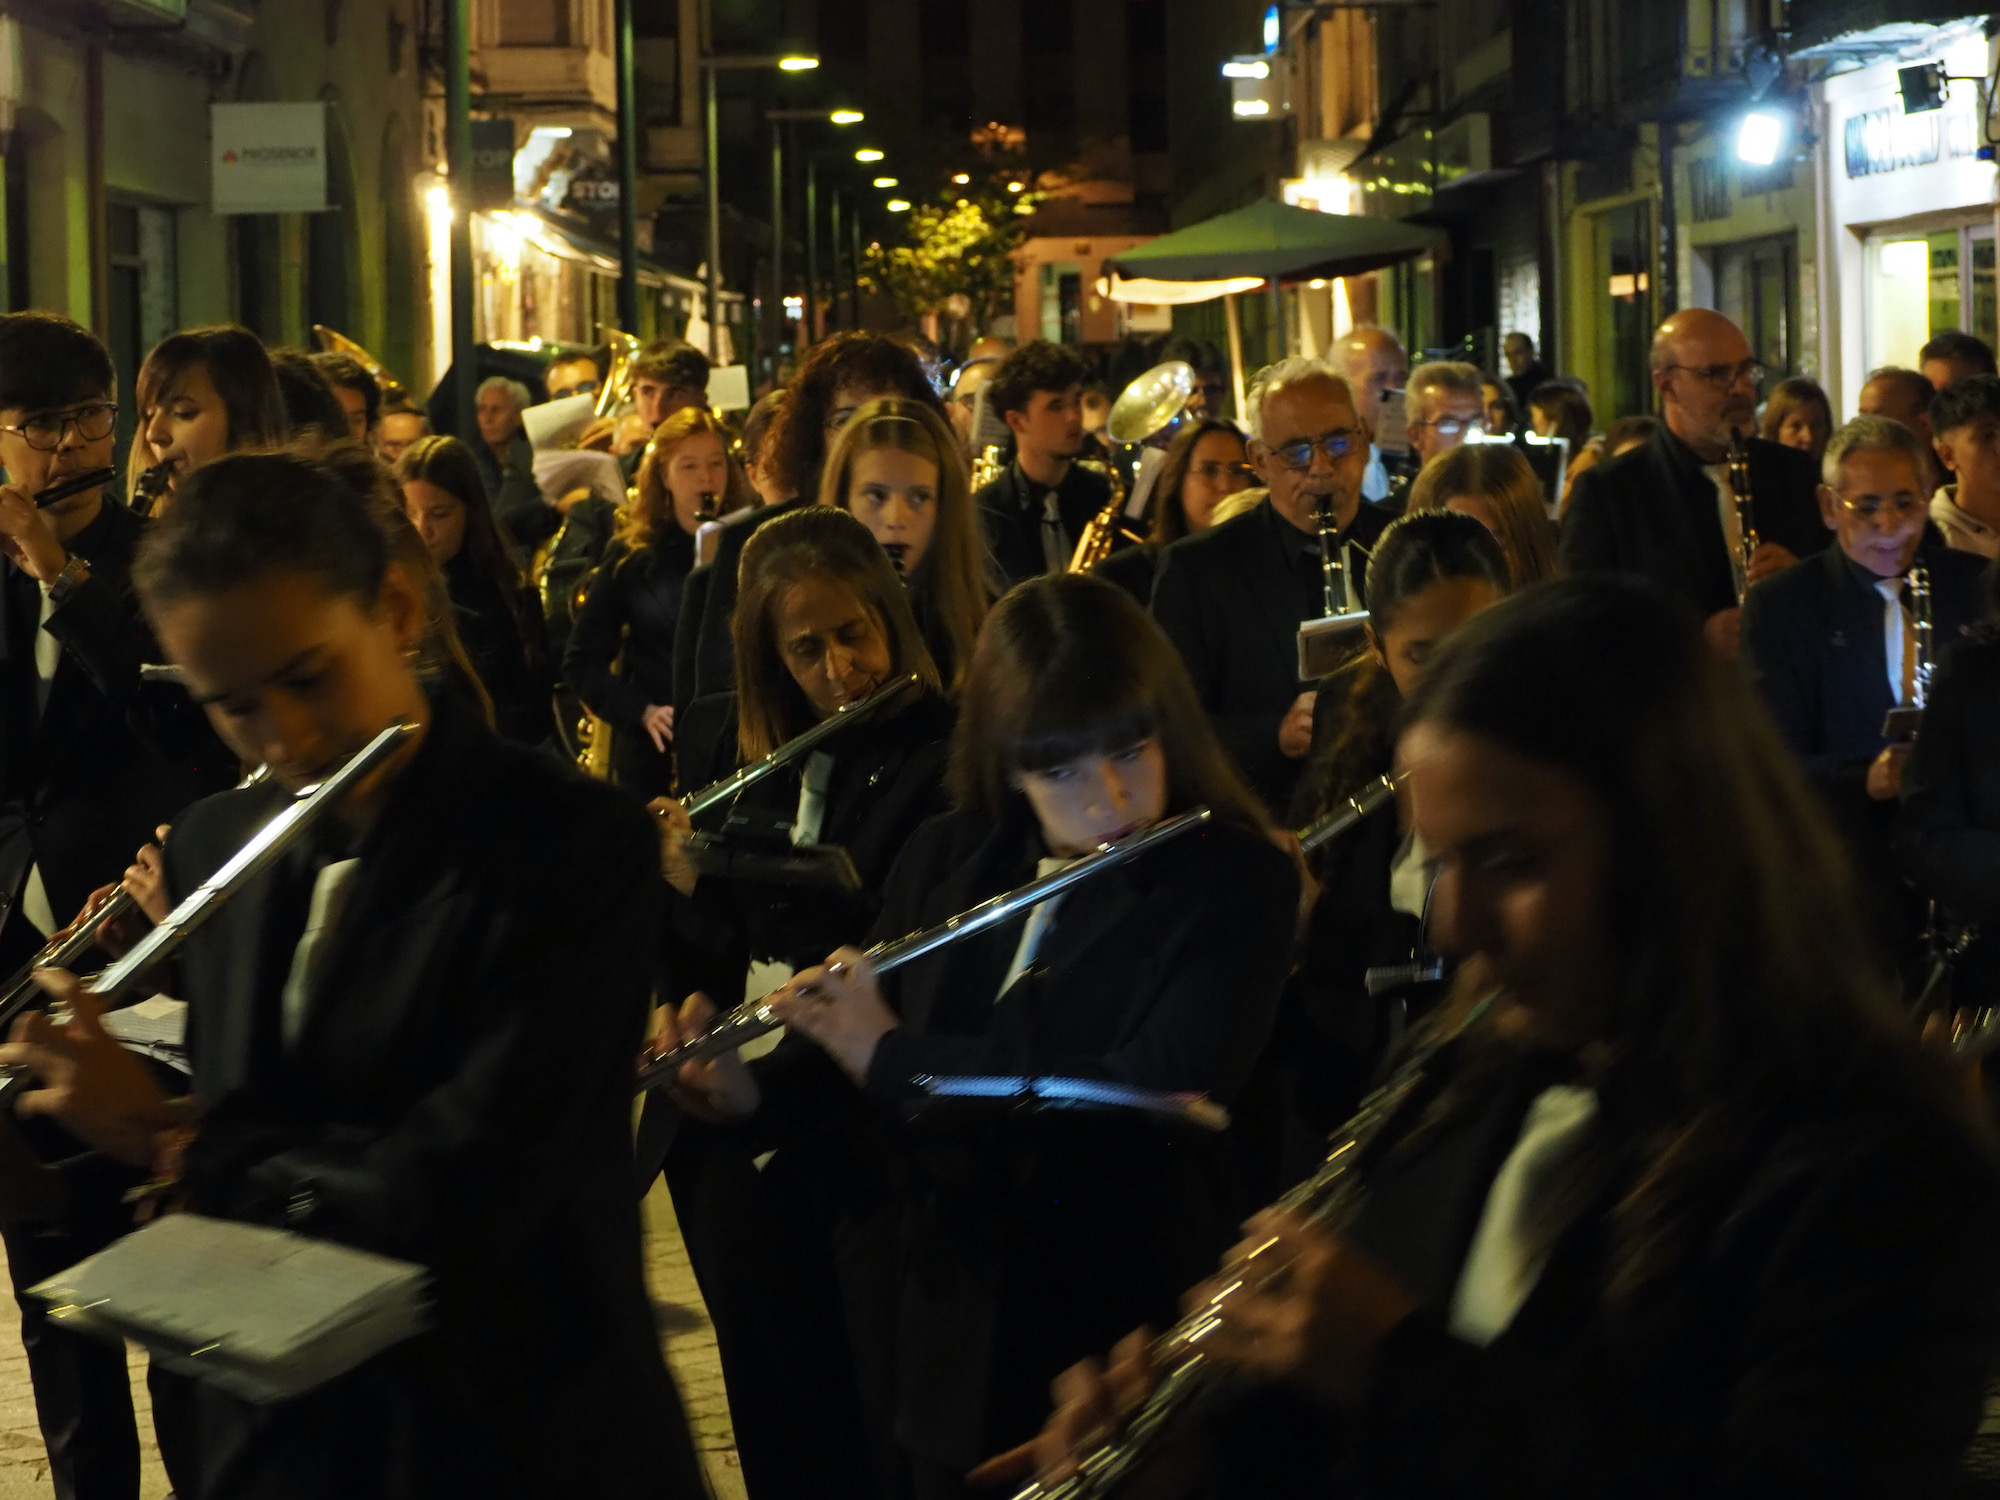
[863,150,1041,355]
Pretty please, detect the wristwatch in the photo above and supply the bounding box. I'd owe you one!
[46,553,90,608]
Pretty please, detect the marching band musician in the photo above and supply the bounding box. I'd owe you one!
[133,325,290,513]
[818,396,990,686]
[396,435,552,748]
[1402,442,1562,588]
[1741,417,1988,973]
[566,406,748,798]
[972,342,1110,589]
[675,333,943,727]
[1897,566,2000,1017]
[1284,511,1511,1168]
[1092,418,1255,607]
[1150,357,1394,817]
[657,574,1298,1500]
[644,506,957,1500]
[0,448,708,1500]
[998,575,2000,1500]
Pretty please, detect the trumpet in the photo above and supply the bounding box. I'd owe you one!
[1009,990,1495,1500]
[638,807,1214,1086]
[0,724,417,1105]
[1726,428,1758,603]
[676,673,922,822]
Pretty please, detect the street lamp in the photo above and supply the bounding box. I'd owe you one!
[855,148,885,163]
[766,108,865,380]
[700,50,823,362]
[872,176,898,188]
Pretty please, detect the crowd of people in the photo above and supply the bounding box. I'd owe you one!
[0,294,1993,1500]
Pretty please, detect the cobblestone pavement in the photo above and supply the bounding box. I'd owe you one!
[0,1182,743,1500]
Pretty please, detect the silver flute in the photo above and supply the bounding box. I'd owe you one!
[676,673,921,822]
[1296,772,1403,856]
[637,807,1214,1087]
[1010,991,1495,1500]
[1,724,413,1039]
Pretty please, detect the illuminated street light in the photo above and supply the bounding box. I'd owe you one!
[1736,111,1783,165]
[856,148,885,162]
[886,199,911,212]
[778,55,820,70]
[829,109,864,125]
[873,176,898,187]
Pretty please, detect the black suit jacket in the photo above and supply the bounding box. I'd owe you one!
[1150,499,1393,815]
[0,500,230,925]
[847,808,1297,1468]
[1897,634,2000,1001]
[974,460,1109,590]
[1091,539,1157,607]
[164,697,702,1500]
[675,496,804,718]
[1341,1032,2000,1500]
[1562,426,1827,615]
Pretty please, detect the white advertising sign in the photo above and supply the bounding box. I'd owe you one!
[212,103,328,215]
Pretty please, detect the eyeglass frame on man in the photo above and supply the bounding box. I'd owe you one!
[1405,415,1487,440]
[1265,427,1365,471]
[1834,491,1927,522]
[1660,359,1765,392]
[0,402,118,452]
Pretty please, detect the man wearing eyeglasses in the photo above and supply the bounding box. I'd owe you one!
[1405,362,1488,469]
[1562,308,1826,659]
[1151,357,1393,815]
[1741,416,1987,971]
[0,311,227,1500]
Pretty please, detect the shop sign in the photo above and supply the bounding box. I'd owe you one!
[1844,100,1977,179]
[471,118,516,210]
[211,103,326,215]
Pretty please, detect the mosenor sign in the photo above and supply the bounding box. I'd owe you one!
[213,103,328,215]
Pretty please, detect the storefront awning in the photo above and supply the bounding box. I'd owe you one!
[1789,2,1988,52]
[1103,198,1440,284]
[1097,274,1266,305]
[501,206,732,303]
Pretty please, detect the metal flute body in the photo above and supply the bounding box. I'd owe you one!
[679,674,921,822]
[1296,772,1402,855]
[638,807,1214,1087]
[1010,992,1494,1500]
[32,466,117,509]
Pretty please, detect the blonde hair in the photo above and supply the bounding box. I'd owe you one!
[1405,443,1560,585]
[619,405,751,551]
[817,396,988,686]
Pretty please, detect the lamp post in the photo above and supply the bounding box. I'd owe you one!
[765,109,863,376]
[443,0,474,440]
[699,51,820,364]
[613,0,639,337]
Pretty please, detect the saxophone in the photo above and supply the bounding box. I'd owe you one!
[970,443,1005,493]
[1067,459,1136,572]
[1009,993,1495,1500]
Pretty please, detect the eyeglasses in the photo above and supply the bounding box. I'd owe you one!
[1408,416,1487,440]
[1662,359,1765,391]
[0,402,117,451]
[549,378,599,401]
[1268,428,1364,471]
[1191,460,1255,484]
[1837,494,1927,521]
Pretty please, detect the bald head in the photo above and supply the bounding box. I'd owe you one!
[1649,308,1758,460]
[1338,325,1408,438]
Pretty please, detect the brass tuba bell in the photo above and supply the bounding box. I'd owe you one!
[311,326,407,405]
[596,326,644,420]
[1067,361,1198,573]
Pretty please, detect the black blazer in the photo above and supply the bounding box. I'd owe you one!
[164,697,703,1500]
[1562,426,1827,615]
[675,497,805,718]
[0,500,231,925]
[852,809,1297,1469]
[443,553,551,747]
[566,531,695,796]
[974,460,1110,590]
[1092,539,1157,607]
[1897,634,2000,1001]
[1150,500,1393,815]
[1335,1034,2000,1500]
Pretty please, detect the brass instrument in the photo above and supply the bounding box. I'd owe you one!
[677,674,922,822]
[970,443,1005,493]
[1296,772,1402,856]
[132,460,173,518]
[0,727,415,1104]
[1726,427,1758,603]
[1008,991,1496,1500]
[1067,362,1198,573]
[639,807,1213,1085]
[596,327,643,420]
[311,326,407,406]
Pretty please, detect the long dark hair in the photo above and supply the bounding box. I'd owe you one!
[1400,576,1983,1299]
[763,333,943,499]
[397,434,540,665]
[732,507,942,760]
[136,325,289,450]
[950,573,1269,835]
[1290,510,1509,827]
[1149,418,1247,548]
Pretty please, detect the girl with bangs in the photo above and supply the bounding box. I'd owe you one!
[657,572,1298,1498]
[817,395,989,686]
[132,325,289,512]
